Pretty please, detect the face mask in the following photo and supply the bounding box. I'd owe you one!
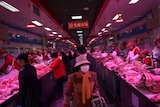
[80,65,90,73]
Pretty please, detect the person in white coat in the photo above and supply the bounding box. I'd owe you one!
[35,49,43,63]
[152,37,160,68]
[126,41,140,63]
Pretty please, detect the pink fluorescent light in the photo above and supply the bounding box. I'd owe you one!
[103,30,109,33]
[101,28,106,32]
[48,34,54,36]
[26,24,36,28]
[115,16,124,23]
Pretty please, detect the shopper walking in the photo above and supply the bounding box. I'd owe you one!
[16,53,40,107]
[64,55,100,107]
[50,52,66,98]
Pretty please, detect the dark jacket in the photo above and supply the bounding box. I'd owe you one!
[17,64,39,107]
[68,54,98,75]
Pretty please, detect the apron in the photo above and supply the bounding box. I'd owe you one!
[5,58,14,74]
[127,47,140,63]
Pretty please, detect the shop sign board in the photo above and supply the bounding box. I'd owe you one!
[68,20,89,29]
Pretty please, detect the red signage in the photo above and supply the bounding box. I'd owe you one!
[68,20,89,29]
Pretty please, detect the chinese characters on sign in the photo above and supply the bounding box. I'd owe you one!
[68,20,89,29]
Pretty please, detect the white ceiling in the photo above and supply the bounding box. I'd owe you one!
[0,0,160,45]
[0,0,72,42]
[89,0,160,42]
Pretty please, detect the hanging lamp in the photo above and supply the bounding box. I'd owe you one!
[115,15,124,23]
[26,22,36,28]
[115,0,124,23]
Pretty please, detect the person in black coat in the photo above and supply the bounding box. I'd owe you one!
[68,45,98,75]
[16,53,40,107]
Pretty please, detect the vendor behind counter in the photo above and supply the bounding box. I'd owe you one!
[0,49,14,74]
[152,37,160,68]
[126,41,140,63]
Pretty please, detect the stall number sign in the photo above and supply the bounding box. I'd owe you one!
[68,20,89,29]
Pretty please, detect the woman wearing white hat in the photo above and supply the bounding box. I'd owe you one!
[64,54,100,107]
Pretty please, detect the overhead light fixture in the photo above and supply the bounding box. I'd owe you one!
[71,15,82,19]
[31,21,43,26]
[79,37,83,45]
[78,34,83,36]
[129,0,139,4]
[83,7,89,11]
[44,27,51,31]
[0,1,20,12]
[101,28,106,32]
[58,35,62,38]
[106,23,112,27]
[52,32,58,34]
[76,31,83,33]
[115,16,124,23]
[112,14,122,20]
[98,32,102,35]
[26,23,36,28]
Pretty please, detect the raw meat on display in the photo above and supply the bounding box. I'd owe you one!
[0,63,51,102]
[151,94,160,103]
[152,68,160,75]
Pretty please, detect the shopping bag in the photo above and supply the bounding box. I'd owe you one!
[91,95,107,107]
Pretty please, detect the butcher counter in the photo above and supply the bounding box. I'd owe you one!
[97,63,160,107]
[0,63,57,107]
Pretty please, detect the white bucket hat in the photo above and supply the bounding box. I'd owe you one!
[74,54,90,67]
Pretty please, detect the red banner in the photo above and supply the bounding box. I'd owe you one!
[68,20,89,29]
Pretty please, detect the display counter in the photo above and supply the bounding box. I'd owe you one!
[98,62,160,107]
[0,63,56,107]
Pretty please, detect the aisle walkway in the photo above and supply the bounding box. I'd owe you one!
[49,77,118,107]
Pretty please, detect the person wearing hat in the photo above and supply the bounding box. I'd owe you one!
[16,53,40,107]
[50,52,66,99]
[64,54,100,107]
[69,45,98,75]
[0,49,14,74]
[141,50,153,69]
[126,41,140,63]
[152,36,160,68]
